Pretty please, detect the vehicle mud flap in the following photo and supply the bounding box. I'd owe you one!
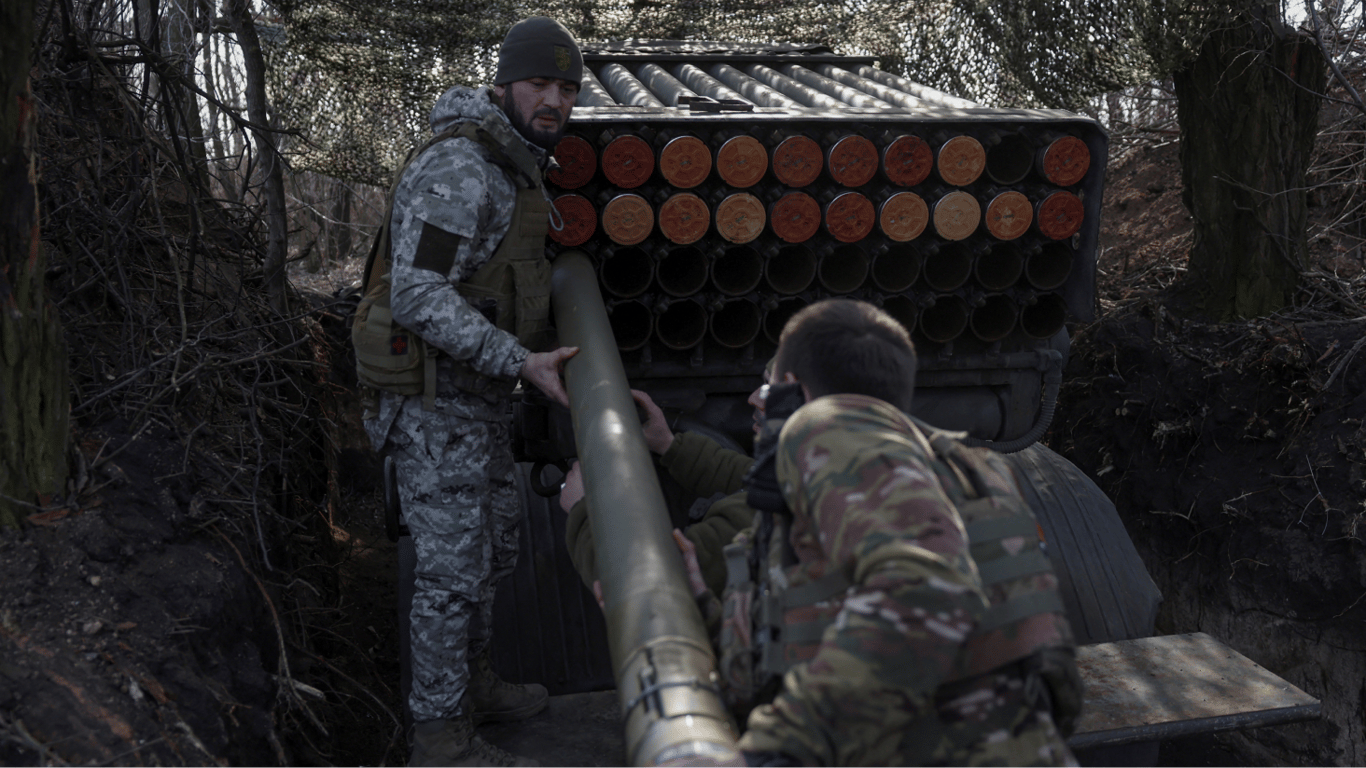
[486,463,615,695]
[396,463,618,731]
[384,456,406,542]
[397,532,417,729]
[1001,442,1163,767]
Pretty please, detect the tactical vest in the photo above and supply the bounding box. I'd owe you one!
[720,416,1074,718]
[351,113,555,411]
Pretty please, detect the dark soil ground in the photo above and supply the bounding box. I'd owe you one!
[0,327,407,765]
[4,134,1366,766]
[1052,139,1366,766]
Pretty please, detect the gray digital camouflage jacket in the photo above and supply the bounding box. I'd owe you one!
[366,85,553,445]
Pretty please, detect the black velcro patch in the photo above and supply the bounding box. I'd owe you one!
[471,298,497,325]
[390,334,411,356]
[413,221,463,275]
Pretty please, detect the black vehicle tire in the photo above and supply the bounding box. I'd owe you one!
[1001,442,1161,645]
[1002,443,1163,766]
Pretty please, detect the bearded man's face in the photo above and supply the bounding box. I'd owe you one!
[497,78,579,150]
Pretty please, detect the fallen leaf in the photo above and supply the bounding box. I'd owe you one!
[27,508,72,526]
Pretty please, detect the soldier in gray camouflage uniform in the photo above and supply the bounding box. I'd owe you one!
[361,16,583,767]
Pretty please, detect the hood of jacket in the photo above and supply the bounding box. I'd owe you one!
[429,84,550,167]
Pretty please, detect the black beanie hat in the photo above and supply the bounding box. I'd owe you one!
[494,16,583,86]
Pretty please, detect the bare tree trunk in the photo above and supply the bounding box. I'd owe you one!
[1173,8,1327,319]
[1105,92,1124,127]
[136,0,162,104]
[220,35,249,201]
[1,0,70,529]
[166,0,212,193]
[330,181,352,262]
[301,182,325,273]
[227,0,288,312]
[203,25,237,201]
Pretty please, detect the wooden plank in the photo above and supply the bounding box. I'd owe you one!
[1070,632,1320,749]
[482,632,1323,764]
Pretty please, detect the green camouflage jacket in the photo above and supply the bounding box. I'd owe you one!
[737,393,1077,767]
[566,430,756,596]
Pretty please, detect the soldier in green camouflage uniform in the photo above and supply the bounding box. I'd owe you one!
[683,299,1080,766]
[561,385,762,598]
[739,394,1077,765]
[360,16,585,767]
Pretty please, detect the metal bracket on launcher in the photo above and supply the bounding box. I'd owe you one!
[683,96,754,113]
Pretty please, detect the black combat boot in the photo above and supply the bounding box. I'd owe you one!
[467,647,549,723]
[408,712,538,767]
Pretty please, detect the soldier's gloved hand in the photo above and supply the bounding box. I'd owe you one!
[744,382,806,514]
[521,346,578,406]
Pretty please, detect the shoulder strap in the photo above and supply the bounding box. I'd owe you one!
[459,113,544,190]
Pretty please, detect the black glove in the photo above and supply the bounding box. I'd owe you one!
[744,382,806,515]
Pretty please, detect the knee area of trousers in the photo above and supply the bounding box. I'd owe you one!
[413,570,485,607]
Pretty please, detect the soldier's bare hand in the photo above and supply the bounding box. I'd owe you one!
[672,529,709,598]
[521,346,578,406]
[592,580,605,613]
[558,461,584,513]
[630,389,675,455]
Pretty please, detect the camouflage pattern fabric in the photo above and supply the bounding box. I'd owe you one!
[684,490,755,596]
[658,430,754,497]
[915,424,1079,702]
[380,396,523,722]
[362,84,551,723]
[565,430,755,596]
[366,84,550,439]
[737,393,1076,766]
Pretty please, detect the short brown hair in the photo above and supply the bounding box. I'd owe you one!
[773,299,917,412]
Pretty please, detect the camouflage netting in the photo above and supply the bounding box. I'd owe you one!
[267,0,1260,186]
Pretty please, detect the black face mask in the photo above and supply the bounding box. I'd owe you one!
[502,88,566,150]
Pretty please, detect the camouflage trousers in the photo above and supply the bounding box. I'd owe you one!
[381,396,523,723]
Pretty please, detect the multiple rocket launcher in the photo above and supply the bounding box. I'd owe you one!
[486,46,1309,768]
[533,49,1110,765]
[544,59,1093,357]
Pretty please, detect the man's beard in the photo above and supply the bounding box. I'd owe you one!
[503,91,565,150]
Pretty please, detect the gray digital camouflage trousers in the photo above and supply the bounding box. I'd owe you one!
[382,396,522,722]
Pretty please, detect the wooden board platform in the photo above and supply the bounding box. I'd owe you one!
[1069,632,1320,749]
[481,632,1320,765]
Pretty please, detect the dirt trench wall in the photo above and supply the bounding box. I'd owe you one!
[0,425,305,766]
[1160,588,1365,765]
[1050,300,1366,767]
